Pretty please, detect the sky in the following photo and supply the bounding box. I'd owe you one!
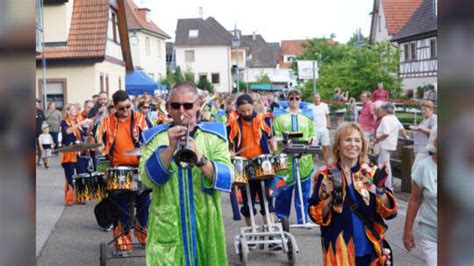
[137,0,374,44]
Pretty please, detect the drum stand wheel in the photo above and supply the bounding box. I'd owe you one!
[286,234,297,265]
[100,242,107,266]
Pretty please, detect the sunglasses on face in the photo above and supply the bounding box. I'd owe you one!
[289,97,300,101]
[170,102,194,110]
[117,104,131,111]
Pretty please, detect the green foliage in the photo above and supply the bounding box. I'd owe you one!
[232,81,249,93]
[255,73,272,84]
[197,76,214,93]
[174,66,184,83]
[184,71,195,83]
[295,34,402,102]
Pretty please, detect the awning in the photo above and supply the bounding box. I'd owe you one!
[125,70,165,96]
[249,84,286,91]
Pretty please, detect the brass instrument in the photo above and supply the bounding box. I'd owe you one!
[174,116,198,169]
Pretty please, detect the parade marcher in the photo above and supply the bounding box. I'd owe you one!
[137,100,154,128]
[139,81,233,265]
[309,122,397,266]
[308,93,331,165]
[81,100,94,120]
[60,104,91,205]
[45,101,62,152]
[227,94,281,250]
[403,128,437,266]
[372,102,410,191]
[272,89,315,225]
[372,82,389,102]
[410,100,437,168]
[87,91,108,119]
[96,90,151,255]
[38,123,54,168]
[216,96,237,124]
[36,99,46,165]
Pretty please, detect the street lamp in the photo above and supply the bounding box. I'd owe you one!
[232,26,241,92]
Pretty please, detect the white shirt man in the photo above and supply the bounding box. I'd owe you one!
[307,93,330,164]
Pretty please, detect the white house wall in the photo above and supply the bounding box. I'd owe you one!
[35,60,125,105]
[42,0,74,43]
[175,45,231,93]
[130,31,167,81]
[402,76,437,91]
[373,0,392,42]
[245,68,296,86]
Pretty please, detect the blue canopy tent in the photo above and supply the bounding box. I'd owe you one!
[125,70,164,96]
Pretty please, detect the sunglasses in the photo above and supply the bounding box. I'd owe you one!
[117,104,132,111]
[289,97,300,101]
[141,106,150,109]
[170,102,194,110]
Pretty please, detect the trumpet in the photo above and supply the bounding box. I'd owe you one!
[174,116,198,169]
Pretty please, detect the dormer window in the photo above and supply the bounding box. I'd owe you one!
[189,30,199,38]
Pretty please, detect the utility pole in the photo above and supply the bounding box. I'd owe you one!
[312,61,316,94]
[232,25,241,93]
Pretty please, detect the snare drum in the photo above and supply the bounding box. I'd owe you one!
[252,154,275,180]
[273,153,289,172]
[106,166,139,191]
[73,173,94,203]
[91,172,107,200]
[231,157,248,186]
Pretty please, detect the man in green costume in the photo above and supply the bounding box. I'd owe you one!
[272,89,315,225]
[139,81,234,265]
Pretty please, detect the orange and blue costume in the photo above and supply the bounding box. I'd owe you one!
[97,111,150,252]
[227,112,275,218]
[308,162,397,266]
[60,116,87,206]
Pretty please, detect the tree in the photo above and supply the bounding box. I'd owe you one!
[197,76,214,93]
[255,73,272,84]
[174,66,184,83]
[296,36,402,102]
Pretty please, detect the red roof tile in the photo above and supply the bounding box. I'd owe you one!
[383,0,423,35]
[125,0,170,39]
[37,0,109,60]
[278,40,309,68]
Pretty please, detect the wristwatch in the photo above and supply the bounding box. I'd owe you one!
[196,154,209,167]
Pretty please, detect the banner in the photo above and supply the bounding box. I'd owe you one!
[297,60,318,80]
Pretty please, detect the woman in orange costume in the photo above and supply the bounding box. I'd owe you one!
[60,104,89,206]
[308,122,397,265]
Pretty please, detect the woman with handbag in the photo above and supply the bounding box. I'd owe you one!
[308,122,397,265]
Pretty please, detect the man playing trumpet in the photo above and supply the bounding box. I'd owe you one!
[139,81,234,265]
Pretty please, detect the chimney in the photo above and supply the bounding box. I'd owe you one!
[137,8,151,22]
[252,31,256,41]
[199,6,203,19]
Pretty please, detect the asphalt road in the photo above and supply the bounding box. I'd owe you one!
[37,156,424,265]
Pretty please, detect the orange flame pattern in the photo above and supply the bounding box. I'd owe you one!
[322,233,356,266]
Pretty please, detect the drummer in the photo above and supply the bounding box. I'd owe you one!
[227,94,281,250]
[60,103,92,206]
[96,90,150,256]
[272,89,315,226]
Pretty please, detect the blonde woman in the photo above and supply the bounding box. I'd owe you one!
[309,122,397,265]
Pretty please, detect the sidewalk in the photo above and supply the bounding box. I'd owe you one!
[36,154,66,257]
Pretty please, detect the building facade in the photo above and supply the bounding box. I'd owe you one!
[36,0,131,108]
[126,0,170,82]
[392,0,437,91]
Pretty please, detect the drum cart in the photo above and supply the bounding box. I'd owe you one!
[282,143,321,230]
[99,171,149,266]
[234,179,299,265]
